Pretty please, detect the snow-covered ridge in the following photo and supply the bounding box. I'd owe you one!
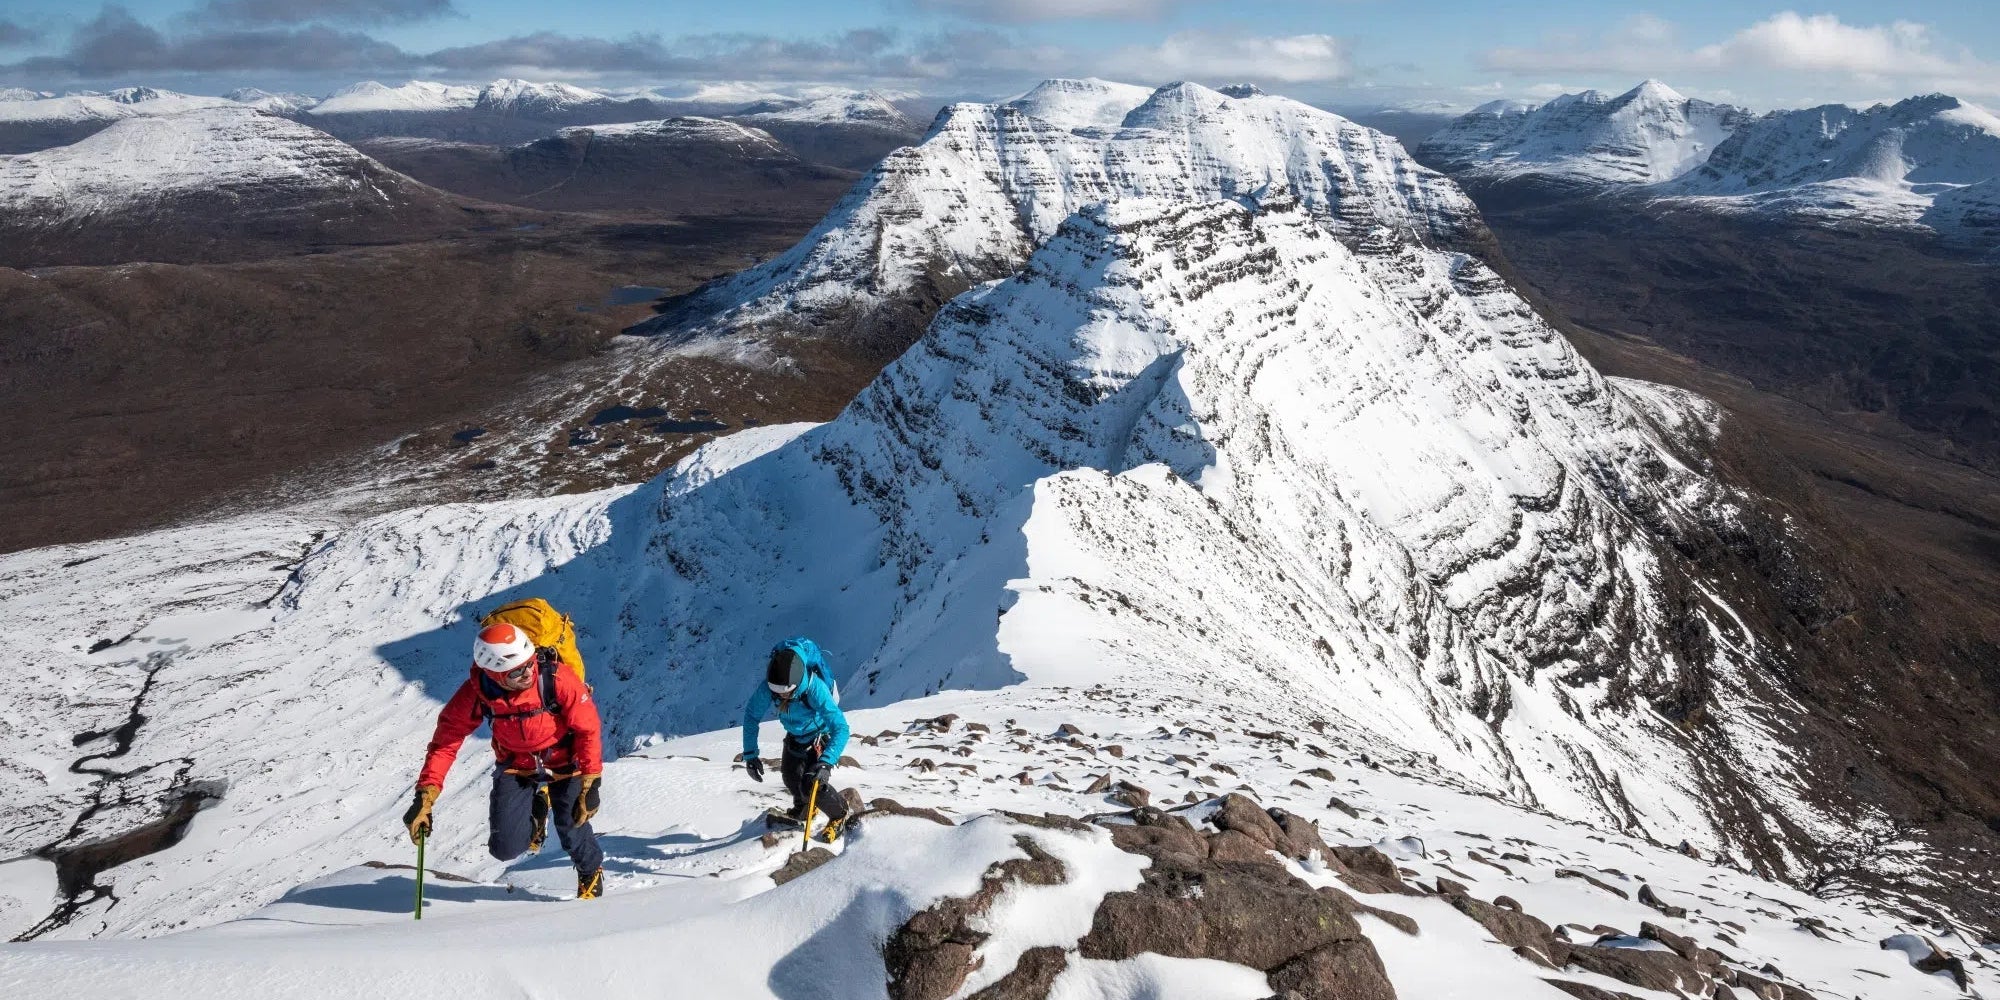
[0,106,423,221]
[0,90,233,125]
[5,192,1831,939]
[553,116,786,153]
[1003,77,1157,130]
[1419,79,1751,187]
[1661,93,2000,236]
[475,78,614,113]
[309,80,481,115]
[733,90,914,130]
[652,78,1482,343]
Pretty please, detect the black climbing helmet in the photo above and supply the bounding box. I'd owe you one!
[767,647,806,696]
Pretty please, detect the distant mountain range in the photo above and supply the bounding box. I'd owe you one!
[1418,80,2000,245]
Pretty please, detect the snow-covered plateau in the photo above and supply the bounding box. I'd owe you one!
[2,76,1993,998]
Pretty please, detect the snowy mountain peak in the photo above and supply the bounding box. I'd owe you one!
[475,78,609,112]
[1003,77,1157,130]
[0,106,440,224]
[1468,97,1537,116]
[105,86,181,104]
[1122,80,1236,128]
[1623,78,1687,105]
[309,80,480,115]
[648,77,1480,347]
[1667,90,2000,240]
[0,87,50,102]
[1421,79,1752,186]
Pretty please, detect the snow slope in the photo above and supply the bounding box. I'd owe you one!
[554,115,788,153]
[647,79,1482,345]
[3,191,1853,941]
[1663,94,2000,238]
[1420,80,1751,187]
[0,105,440,223]
[1,633,1985,998]
[473,78,614,115]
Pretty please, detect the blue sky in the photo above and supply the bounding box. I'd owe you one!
[2,0,1997,110]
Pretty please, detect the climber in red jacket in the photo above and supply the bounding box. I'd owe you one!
[401,622,606,899]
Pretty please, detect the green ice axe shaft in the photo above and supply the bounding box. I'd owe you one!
[414,829,427,920]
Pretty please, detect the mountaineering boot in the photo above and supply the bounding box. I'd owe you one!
[764,807,805,830]
[529,784,551,853]
[816,815,853,843]
[577,868,603,900]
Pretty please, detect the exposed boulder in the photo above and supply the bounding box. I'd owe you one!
[771,847,835,886]
[884,834,1068,1000]
[1078,813,1399,1000]
[865,797,955,826]
[1565,945,1709,995]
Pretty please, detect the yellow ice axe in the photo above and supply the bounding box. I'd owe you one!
[801,779,821,851]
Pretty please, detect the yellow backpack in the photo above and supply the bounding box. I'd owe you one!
[481,598,585,683]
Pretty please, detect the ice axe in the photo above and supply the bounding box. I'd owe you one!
[801,779,821,852]
[414,828,427,920]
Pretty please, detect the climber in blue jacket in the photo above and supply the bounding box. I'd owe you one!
[742,637,853,841]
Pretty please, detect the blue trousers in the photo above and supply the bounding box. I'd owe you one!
[489,768,603,873]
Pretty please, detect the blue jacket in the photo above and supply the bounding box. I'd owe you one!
[742,671,849,767]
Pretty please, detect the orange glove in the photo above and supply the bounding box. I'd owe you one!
[403,784,441,843]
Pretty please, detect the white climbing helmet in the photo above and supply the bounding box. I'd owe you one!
[472,623,536,676]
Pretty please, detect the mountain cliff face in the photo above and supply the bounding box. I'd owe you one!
[0,106,473,265]
[643,80,1484,355]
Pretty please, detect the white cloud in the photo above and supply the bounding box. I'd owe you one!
[1107,30,1350,84]
[1479,11,2000,98]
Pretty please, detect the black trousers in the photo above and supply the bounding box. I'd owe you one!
[781,736,849,821]
[489,768,603,873]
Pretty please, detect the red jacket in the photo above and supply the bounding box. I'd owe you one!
[418,660,602,789]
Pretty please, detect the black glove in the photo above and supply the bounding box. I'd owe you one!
[807,761,834,787]
[744,757,765,782]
